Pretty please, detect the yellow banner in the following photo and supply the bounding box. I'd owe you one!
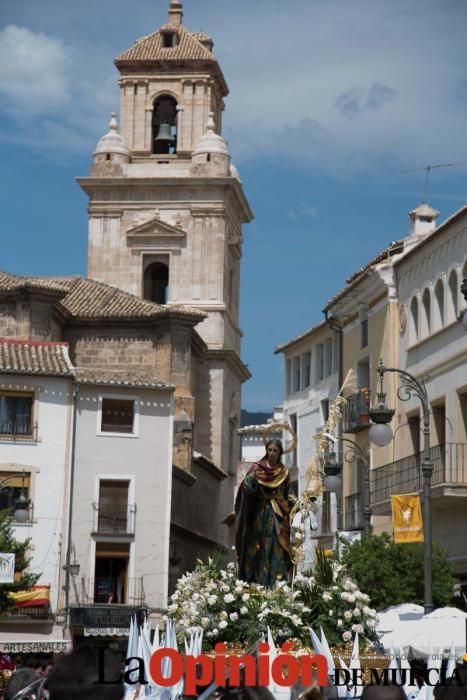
[391,494,423,543]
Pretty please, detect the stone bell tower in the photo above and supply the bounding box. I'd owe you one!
[78,1,253,477]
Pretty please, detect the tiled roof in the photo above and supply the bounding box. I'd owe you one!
[323,239,405,311]
[0,271,205,322]
[0,339,74,377]
[0,271,69,295]
[237,424,281,434]
[275,319,328,354]
[116,25,214,63]
[75,368,173,390]
[115,24,228,95]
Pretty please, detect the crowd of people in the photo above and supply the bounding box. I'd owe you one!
[1,643,465,700]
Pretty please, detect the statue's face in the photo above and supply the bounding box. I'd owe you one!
[266,443,280,465]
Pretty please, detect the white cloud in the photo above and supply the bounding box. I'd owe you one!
[0,26,71,113]
[0,25,118,155]
[1,1,467,173]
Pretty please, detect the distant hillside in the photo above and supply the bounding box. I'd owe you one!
[240,409,271,427]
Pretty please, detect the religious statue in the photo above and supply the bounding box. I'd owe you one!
[234,435,296,587]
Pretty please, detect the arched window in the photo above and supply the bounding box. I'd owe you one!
[410,296,419,344]
[421,288,431,337]
[448,269,459,323]
[434,278,444,331]
[144,262,169,304]
[152,95,177,154]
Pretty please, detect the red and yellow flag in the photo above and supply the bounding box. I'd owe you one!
[11,585,50,607]
[391,494,424,544]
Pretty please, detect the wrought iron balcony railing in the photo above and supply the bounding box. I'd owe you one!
[92,503,136,535]
[80,576,145,606]
[343,390,370,433]
[0,422,38,443]
[7,604,52,620]
[371,443,467,505]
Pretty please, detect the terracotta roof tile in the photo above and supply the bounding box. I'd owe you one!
[115,25,215,63]
[323,239,405,311]
[0,339,74,377]
[0,271,205,322]
[0,271,70,295]
[275,319,329,354]
[75,367,173,390]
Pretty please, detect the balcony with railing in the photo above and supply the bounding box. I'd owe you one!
[371,443,467,508]
[343,390,370,433]
[92,503,136,535]
[0,421,38,443]
[344,492,364,531]
[80,576,145,606]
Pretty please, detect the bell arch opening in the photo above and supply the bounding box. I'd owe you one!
[144,262,169,304]
[152,95,177,154]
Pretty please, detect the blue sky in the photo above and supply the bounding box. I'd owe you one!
[1,0,467,410]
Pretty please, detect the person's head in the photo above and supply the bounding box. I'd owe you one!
[360,685,407,700]
[47,645,123,700]
[4,668,44,700]
[265,438,283,465]
[434,664,467,700]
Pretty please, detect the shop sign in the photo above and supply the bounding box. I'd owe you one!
[0,640,72,653]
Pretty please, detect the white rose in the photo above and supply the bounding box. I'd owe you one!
[235,586,243,594]
[322,592,332,601]
[352,608,361,617]
[224,593,235,604]
[201,617,210,628]
[168,604,178,613]
[242,593,250,602]
[337,619,343,627]
[219,611,228,621]
[212,628,219,636]
[240,606,248,615]
[219,620,228,630]
[344,611,352,621]
[207,596,217,606]
[221,584,230,593]
[342,631,352,642]
[230,612,239,621]
[347,594,356,603]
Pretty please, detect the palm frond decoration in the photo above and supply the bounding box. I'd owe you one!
[290,369,357,567]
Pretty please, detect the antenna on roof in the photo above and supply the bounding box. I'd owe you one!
[401,161,467,203]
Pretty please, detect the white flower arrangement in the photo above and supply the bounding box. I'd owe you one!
[166,554,378,650]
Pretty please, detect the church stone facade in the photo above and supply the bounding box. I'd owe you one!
[79,1,252,553]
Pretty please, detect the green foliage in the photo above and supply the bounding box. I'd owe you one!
[0,510,40,616]
[341,532,456,611]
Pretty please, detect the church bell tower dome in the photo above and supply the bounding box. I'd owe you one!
[91,112,130,176]
[191,112,230,176]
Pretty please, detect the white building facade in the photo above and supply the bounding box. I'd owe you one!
[393,206,467,588]
[0,340,74,653]
[276,321,341,560]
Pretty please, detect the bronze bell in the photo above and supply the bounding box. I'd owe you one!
[155,123,175,144]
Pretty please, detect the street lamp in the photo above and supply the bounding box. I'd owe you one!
[0,472,31,523]
[325,438,372,536]
[461,278,467,332]
[323,450,342,494]
[369,358,434,613]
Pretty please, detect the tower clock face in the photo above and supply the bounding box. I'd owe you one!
[399,303,407,334]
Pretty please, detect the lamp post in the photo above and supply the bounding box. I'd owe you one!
[369,358,433,613]
[0,472,31,523]
[325,438,372,536]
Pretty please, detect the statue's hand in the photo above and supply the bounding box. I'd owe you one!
[221,511,236,526]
